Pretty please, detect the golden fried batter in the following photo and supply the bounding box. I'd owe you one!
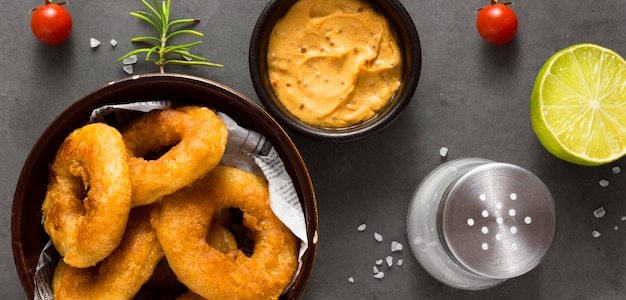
[52,205,164,300]
[122,106,228,207]
[42,123,132,268]
[151,166,299,300]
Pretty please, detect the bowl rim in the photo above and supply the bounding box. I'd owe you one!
[249,0,422,142]
[11,73,318,300]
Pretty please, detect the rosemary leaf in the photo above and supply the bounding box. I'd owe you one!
[163,60,224,68]
[164,41,203,52]
[117,48,153,62]
[143,0,161,21]
[130,36,161,44]
[171,50,205,61]
[133,10,160,24]
[166,29,204,40]
[145,46,159,60]
[169,18,200,28]
[161,0,169,27]
[130,12,162,36]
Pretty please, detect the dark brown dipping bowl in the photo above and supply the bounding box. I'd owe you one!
[250,0,421,142]
[11,73,318,300]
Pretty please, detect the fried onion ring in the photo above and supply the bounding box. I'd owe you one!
[42,123,132,268]
[52,205,164,300]
[206,222,238,253]
[174,220,238,300]
[151,166,298,300]
[122,106,228,207]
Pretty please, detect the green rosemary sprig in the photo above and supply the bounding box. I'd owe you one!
[117,0,223,73]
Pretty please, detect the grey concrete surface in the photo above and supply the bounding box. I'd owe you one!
[1,0,625,299]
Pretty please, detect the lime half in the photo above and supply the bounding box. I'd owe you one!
[530,43,626,166]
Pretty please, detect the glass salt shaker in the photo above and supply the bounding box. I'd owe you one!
[407,158,557,290]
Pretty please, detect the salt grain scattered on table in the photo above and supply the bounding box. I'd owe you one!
[612,166,621,175]
[439,147,448,158]
[592,230,601,238]
[90,38,101,48]
[594,207,606,218]
[110,39,118,47]
[353,224,408,284]
[599,179,609,187]
[621,216,626,222]
[123,55,138,65]
[123,65,133,75]
[391,241,403,252]
[180,50,192,61]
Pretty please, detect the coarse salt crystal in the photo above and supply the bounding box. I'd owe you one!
[348,277,355,284]
[180,50,193,61]
[592,230,601,238]
[374,272,385,279]
[375,259,383,266]
[621,216,626,222]
[123,55,138,65]
[374,232,383,242]
[599,179,609,187]
[90,38,101,48]
[612,166,621,175]
[373,266,379,274]
[386,256,393,267]
[397,259,404,266]
[439,147,449,158]
[110,39,118,47]
[593,207,606,218]
[391,241,403,252]
[122,64,133,75]
[614,226,619,231]
[357,224,366,232]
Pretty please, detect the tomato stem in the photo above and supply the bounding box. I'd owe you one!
[44,1,69,6]
[45,0,68,5]
[30,1,67,15]
[477,0,514,14]
[491,0,514,4]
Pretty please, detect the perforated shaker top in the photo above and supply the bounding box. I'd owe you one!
[438,163,557,279]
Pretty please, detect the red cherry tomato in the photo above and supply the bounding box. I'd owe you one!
[31,1,73,45]
[476,1,518,45]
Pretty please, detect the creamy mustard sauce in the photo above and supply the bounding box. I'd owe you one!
[267,0,403,128]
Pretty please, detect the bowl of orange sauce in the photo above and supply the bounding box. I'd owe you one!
[250,0,421,142]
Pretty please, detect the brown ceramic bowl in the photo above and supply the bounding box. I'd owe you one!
[11,73,318,299]
[249,0,421,142]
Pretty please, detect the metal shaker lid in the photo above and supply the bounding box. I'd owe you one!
[438,163,557,279]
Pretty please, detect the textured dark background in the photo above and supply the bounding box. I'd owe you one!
[1,0,625,299]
